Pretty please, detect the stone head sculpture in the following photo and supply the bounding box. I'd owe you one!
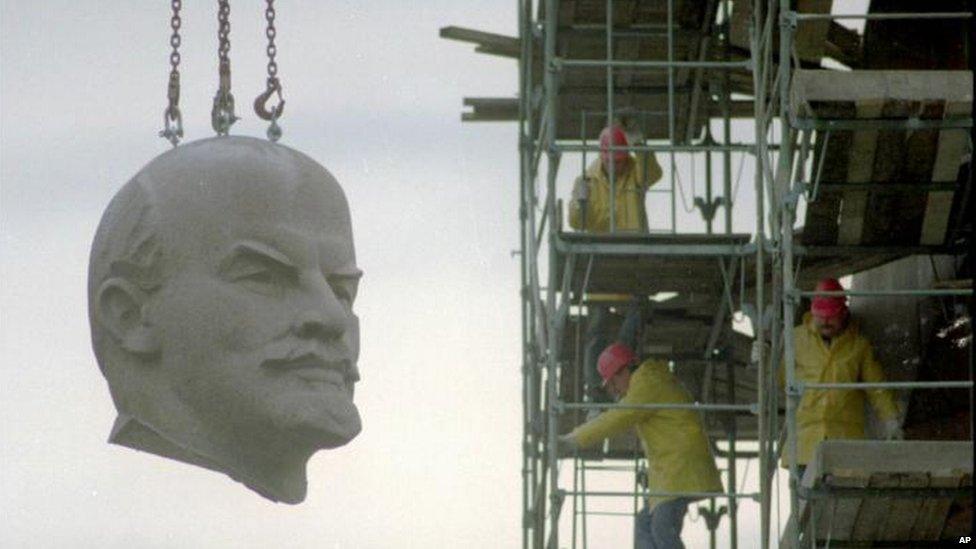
[88,136,362,504]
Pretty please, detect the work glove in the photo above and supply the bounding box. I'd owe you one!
[881,418,904,441]
[571,176,590,203]
[556,434,579,457]
[750,340,769,364]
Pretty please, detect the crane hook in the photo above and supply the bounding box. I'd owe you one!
[254,78,285,121]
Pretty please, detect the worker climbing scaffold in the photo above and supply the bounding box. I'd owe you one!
[559,342,723,549]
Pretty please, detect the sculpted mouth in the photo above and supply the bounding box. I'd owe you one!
[261,352,355,388]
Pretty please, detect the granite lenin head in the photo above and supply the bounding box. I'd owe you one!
[88,136,362,503]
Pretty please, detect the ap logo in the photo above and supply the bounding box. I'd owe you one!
[961,536,972,544]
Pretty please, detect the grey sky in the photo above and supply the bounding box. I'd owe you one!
[1,1,803,547]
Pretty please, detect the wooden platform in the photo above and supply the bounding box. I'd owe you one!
[551,0,715,141]
[554,232,751,295]
[445,0,762,141]
[791,69,973,248]
[729,0,861,66]
[782,440,974,547]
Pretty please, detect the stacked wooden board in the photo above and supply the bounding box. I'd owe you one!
[792,69,972,248]
[445,0,760,140]
[782,440,973,546]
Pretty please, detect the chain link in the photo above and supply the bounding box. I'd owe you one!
[254,0,284,142]
[265,1,278,78]
[211,0,238,135]
[159,0,183,147]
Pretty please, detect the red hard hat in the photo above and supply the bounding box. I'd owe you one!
[599,125,629,166]
[597,342,637,386]
[811,277,848,319]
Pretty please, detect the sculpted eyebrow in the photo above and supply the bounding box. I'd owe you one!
[327,268,363,281]
[224,241,297,269]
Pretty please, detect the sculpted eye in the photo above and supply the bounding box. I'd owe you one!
[222,254,297,296]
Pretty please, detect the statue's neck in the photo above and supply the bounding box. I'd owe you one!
[109,414,313,504]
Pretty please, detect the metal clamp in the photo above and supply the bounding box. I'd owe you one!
[159,106,183,148]
[211,89,239,136]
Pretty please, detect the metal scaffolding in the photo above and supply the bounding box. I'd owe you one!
[774,5,973,547]
[449,0,973,547]
[520,1,776,547]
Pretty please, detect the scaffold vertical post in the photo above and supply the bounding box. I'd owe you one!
[722,0,733,235]
[750,1,770,548]
[516,4,532,549]
[668,0,677,234]
[606,0,616,234]
[778,0,801,546]
[543,0,561,547]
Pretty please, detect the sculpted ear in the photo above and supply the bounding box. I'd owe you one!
[97,278,161,359]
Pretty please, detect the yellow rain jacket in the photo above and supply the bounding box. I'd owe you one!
[567,359,723,511]
[568,153,663,233]
[783,313,900,466]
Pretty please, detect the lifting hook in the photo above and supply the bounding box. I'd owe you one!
[254,78,285,121]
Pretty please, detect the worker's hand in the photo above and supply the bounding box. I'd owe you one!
[571,177,590,203]
[556,434,578,457]
[881,418,904,441]
[750,340,769,364]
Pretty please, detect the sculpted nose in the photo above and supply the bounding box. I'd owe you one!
[292,278,348,341]
[293,310,344,340]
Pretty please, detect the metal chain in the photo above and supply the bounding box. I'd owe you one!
[211,0,238,135]
[254,0,284,142]
[159,0,183,147]
[265,0,278,81]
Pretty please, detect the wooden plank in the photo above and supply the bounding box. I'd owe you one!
[807,441,974,541]
[797,253,905,287]
[614,35,641,89]
[815,441,973,474]
[791,71,973,112]
[836,101,883,245]
[814,472,869,541]
[801,102,854,245]
[862,1,970,71]
[875,100,945,244]
[824,21,862,67]
[729,0,830,63]
[728,0,750,53]
[878,472,930,541]
[942,472,973,539]
[921,99,971,244]
[794,0,832,61]
[851,472,900,541]
[860,100,925,245]
[438,27,520,58]
[462,97,519,122]
[794,71,972,247]
[910,472,962,540]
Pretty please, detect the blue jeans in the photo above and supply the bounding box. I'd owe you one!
[634,498,691,549]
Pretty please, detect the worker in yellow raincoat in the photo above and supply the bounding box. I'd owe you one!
[568,124,663,233]
[560,343,723,549]
[569,125,664,408]
[785,277,903,471]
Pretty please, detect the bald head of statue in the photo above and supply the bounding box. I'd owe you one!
[88,136,362,504]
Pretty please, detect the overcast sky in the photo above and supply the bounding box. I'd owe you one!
[0,2,811,547]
